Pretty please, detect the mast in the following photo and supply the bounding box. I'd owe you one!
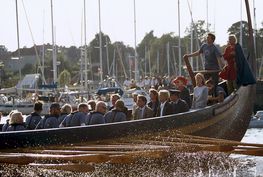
[148,47,151,77]
[157,50,160,74]
[80,8,84,90]
[98,0,103,83]
[42,10,45,82]
[15,0,21,81]
[133,0,139,81]
[105,37,110,76]
[145,45,147,77]
[240,0,243,46]
[84,0,88,90]
[186,0,204,70]
[253,0,257,60]
[244,0,256,74]
[178,0,182,76]
[50,0,57,84]
[190,0,193,68]
[206,0,208,31]
[166,42,170,77]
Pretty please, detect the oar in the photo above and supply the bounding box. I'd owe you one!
[231,148,263,156]
[0,153,110,165]
[23,149,169,157]
[129,140,233,153]
[183,55,196,87]
[37,144,170,151]
[28,150,128,155]
[131,138,263,156]
[173,134,263,148]
[30,163,95,173]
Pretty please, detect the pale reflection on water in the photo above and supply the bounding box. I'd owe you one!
[0,129,262,176]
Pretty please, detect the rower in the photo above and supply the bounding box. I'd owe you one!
[36,103,60,129]
[85,101,106,125]
[64,103,88,127]
[25,101,43,130]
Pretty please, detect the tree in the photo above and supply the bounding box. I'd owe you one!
[227,21,249,55]
[58,69,71,87]
[185,20,210,43]
[21,63,35,75]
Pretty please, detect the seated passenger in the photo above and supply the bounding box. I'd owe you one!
[58,104,72,125]
[87,100,96,111]
[147,88,159,117]
[133,95,153,120]
[156,90,173,117]
[64,103,88,127]
[104,100,127,123]
[131,92,138,119]
[109,94,121,111]
[2,110,17,132]
[85,101,106,125]
[36,103,60,129]
[25,101,43,130]
[6,111,26,131]
[192,73,208,109]
[206,79,226,105]
[169,89,189,114]
[173,76,192,108]
[109,93,128,116]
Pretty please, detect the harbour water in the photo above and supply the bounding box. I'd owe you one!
[235,128,263,176]
[0,128,262,176]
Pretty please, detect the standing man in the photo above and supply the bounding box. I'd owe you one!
[184,33,224,95]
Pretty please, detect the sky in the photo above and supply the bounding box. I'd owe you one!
[0,0,262,52]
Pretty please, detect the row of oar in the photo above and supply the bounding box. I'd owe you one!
[139,133,263,156]
[0,133,263,172]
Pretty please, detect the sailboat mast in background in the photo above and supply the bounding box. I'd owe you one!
[178,0,182,76]
[15,0,22,81]
[50,0,57,84]
[98,0,103,83]
[133,0,139,82]
[84,0,88,90]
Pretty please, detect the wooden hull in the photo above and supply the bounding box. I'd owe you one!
[0,85,255,149]
[254,80,263,112]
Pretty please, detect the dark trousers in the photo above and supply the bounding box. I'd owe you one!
[204,72,219,96]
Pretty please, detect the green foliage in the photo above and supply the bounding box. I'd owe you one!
[21,63,35,75]
[58,69,71,87]
[185,20,210,42]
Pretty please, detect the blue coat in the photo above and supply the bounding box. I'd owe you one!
[235,43,256,86]
[104,109,127,123]
[6,123,26,131]
[85,112,105,125]
[25,112,42,130]
[65,111,86,127]
[37,115,59,129]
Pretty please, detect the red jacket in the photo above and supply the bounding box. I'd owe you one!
[219,45,237,81]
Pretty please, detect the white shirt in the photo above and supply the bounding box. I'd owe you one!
[160,101,166,116]
[138,106,145,119]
